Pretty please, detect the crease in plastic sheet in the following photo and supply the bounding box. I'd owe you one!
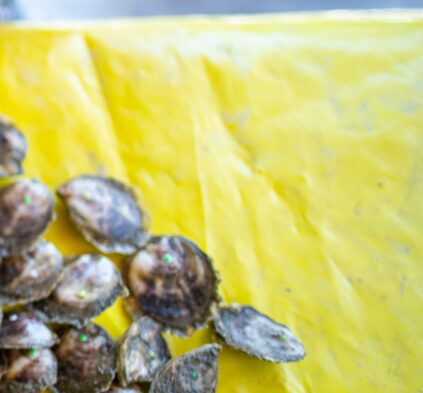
[0,12,422,393]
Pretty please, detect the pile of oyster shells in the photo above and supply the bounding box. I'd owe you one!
[0,118,305,393]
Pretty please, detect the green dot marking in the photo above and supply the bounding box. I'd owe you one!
[83,192,91,201]
[163,253,173,264]
[77,290,87,299]
[23,195,32,205]
[191,370,198,380]
[28,348,38,358]
[150,351,157,360]
[279,334,287,341]
[79,334,88,343]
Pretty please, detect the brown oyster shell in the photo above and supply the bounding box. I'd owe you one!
[0,312,58,349]
[117,316,170,386]
[213,304,305,362]
[35,254,126,327]
[0,180,54,258]
[0,118,27,178]
[0,348,57,393]
[54,323,117,393]
[126,236,219,336]
[57,175,149,254]
[0,240,63,306]
[150,344,221,393]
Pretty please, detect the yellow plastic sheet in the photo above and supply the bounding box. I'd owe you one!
[1,11,423,392]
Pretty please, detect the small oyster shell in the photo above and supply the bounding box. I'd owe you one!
[35,254,125,327]
[55,323,117,393]
[118,316,170,386]
[0,179,54,258]
[57,175,149,254]
[0,240,63,306]
[126,236,219,336]
[0,348,57,393]
[213,304,305,362]
[150,344,221,393]
[105,384,144,393]
[0,118,27,178]
[0,312,58,349]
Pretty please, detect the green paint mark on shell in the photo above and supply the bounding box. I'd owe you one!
[163,253,173,264]
[23,195,32,205]
[79,334,88,343]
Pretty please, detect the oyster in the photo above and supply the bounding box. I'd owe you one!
[35,254,125,327]
[57,175,149,254]
[0,312,58,349]
[0,240,63,306]
[55,323,117,393]
[126,236,219,336]
[0,179,54,258]
[117,316,170,386]
[213,304,305,362]
[150,344,221,393]
[0,118,27,178]
[106,384,143,393]
[0,348,57,393]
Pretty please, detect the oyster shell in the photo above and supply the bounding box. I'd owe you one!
[0,118,27,178]
[126,236,219,336]
[57,175,149,254]
[55,323,117,393]
[0,179,54,258]
[0,312,58,349]
[213,304,305,362]
[150,344,221,393]
[117,316,170,386]
[0,240,63,306]
[35,254,125,327]
[0,348,57,393]
[105,384,143,393]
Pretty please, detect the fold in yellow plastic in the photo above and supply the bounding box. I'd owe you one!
[1,11,422,392]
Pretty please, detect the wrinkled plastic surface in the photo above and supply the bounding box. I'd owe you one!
[0,11,422,393]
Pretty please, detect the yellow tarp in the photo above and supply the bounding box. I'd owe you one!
[1,11,422,393]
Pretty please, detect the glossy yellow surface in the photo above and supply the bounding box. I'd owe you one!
[1,11,422,393]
